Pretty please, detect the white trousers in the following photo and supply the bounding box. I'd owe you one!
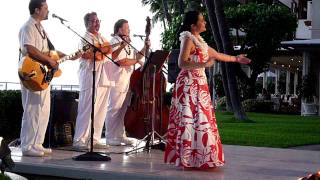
[73,86,110,144]
[105,88,129,140]
[20,85,50,151]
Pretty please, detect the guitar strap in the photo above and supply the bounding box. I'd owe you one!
[35,23,55,51]
[19,48,22,62]
[18,37,55,62]
[47,38,55,51]
[19,24,56,61]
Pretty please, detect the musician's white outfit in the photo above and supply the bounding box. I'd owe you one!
[104,35,137,145]
[73,32,112,149]
[18,17,52,157]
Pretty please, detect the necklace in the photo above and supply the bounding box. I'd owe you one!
[180,31,209,60]
[35,24,46,39]
[124,45,131,55]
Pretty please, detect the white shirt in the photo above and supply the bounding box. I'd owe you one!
[78,32,113,91]
[107,35,138,92]
[19,17,49,57]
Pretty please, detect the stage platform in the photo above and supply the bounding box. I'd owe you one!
[8,143,320,180]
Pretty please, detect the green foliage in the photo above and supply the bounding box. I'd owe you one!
[225,3,297,99]
[216,96,227,111]
[143,1,298,100]
[225,3,297,65]
[143,0,218,50]
[161,12,216,50]
[161,15,182,50]
[278,72,286,94]
[0,174,12,180]
[226,3,297,45]
[300,75,316,102]
[141,0,205,25]
[242,99,273,112]
[214,74,225,97]
[0,91,23,141]
[0,90,80,144]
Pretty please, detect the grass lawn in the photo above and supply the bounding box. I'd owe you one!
[215,111,320,148]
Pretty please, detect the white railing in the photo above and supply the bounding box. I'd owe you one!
[0,82,79,91]
[0,82,21,90]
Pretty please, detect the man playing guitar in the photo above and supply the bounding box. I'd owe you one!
[18,0,79,157]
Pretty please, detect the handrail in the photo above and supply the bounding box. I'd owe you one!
[0,82,79,91]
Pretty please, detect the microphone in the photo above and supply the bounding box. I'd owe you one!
[133,34,146,38]
[52,13,68,22]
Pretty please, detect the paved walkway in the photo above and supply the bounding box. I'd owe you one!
[290,144,320,151]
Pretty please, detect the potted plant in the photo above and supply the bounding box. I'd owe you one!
[300,74,317,116]
[300,74,316,103]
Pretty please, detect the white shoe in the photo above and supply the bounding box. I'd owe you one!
[106,139,122,146]
[22,148,44,157]
[93,142,109,149]
[73,141,88,151]
[121,137,134,145]
[33,144,52,154]
[106,138,134,146]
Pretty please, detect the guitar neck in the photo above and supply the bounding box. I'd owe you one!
[57,53,73,64]
[57,48,85,64]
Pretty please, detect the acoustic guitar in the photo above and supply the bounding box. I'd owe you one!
[18,45,90,91]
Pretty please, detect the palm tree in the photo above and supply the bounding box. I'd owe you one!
[178,0,184,14]
[203,0,248,120]
[141,0,203,28]
[202,0,233,112]
[141,0,167,29]
[142,0,248,120]
[161,0,172,23]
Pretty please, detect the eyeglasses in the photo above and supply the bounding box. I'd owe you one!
[89,19,101,24]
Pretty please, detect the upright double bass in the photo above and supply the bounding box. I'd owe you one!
[124,17,169,139]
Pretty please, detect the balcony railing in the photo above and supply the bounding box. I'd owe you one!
[0,82,79,91]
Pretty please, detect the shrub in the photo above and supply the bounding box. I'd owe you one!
[242,99,273,112]
[216,96,227,111]
[0,90,79,143]
[300,75,316,102]
[0,90,23,141]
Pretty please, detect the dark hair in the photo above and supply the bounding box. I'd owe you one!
[84,12,97,28]
[174,11,201,47]
[180,11,201,32]
[29,0,46,15]
[114,19,128,35]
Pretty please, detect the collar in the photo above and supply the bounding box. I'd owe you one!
[29,16,41,26]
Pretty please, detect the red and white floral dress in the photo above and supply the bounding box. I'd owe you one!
[164,31,225,168]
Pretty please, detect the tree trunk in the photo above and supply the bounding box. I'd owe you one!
[162,19,167,31]
[203,0,233,112]
[178,0,184,15]
[204,0,248,120]
[162,0,172,23]
[214,0,247,120]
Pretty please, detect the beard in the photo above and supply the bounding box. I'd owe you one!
[95,25,100,32]
[43,13,49,20]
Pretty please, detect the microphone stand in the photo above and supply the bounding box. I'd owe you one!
[56,20,117,161]
[59,20,119,67]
